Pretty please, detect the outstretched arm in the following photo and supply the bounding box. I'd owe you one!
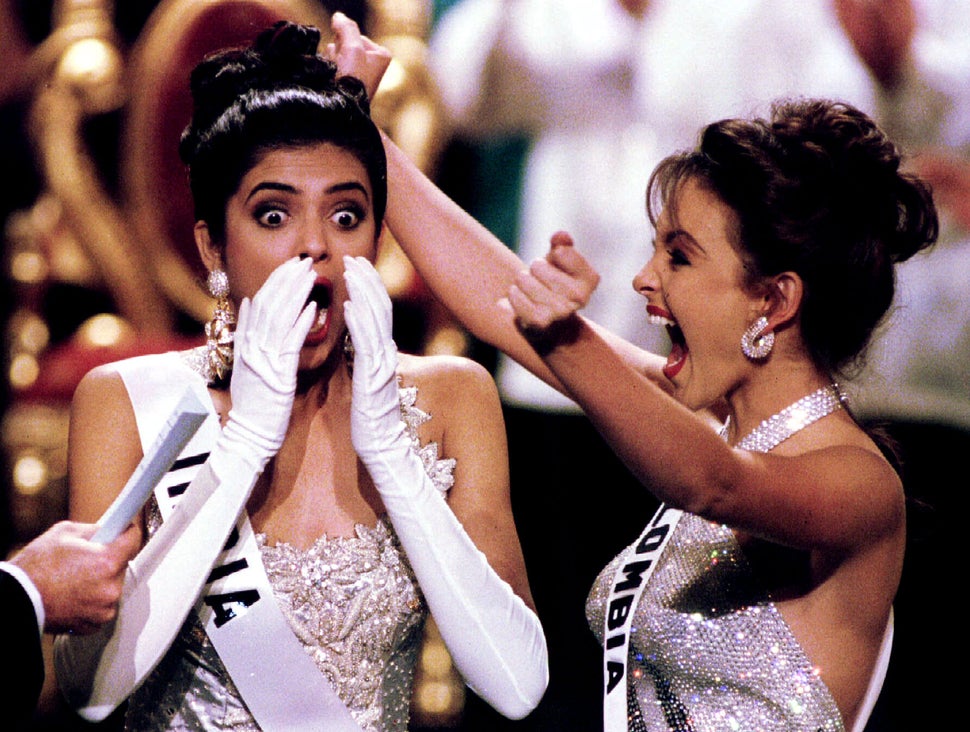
[328,11,660,393]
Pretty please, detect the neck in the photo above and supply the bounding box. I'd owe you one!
[723,361,834,446]
[292,350,353,414]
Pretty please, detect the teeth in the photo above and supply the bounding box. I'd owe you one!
[648,313,675,328]
[315,308,328,329]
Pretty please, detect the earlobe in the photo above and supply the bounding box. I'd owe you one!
[194,221,222,273]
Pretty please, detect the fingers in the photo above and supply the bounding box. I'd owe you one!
[251,258,315,325]
[343,256,394,355]
[328,11,391,99]
[344,256,392,327]
[331,11,362,47]
[55,519,98,541]
[246,258,316,346]
[282,303,318,355]
[547,239,599,284]
[107,523,142,566]
[549,230,574,249]
[343,256,397,383]
[506,236,599,333]
[520,253,596,309]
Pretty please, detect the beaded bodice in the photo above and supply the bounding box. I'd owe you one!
[587,514,844,731]
[586,385,847,731]
[126,518,427,731]
[124,371,456,731]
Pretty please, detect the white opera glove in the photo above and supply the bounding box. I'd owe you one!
[53,258,317,720]
[215,256,317,474]
[343,256,548,720]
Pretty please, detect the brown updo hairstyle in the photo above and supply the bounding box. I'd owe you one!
[647,99,938,378]
[179,21,387,245]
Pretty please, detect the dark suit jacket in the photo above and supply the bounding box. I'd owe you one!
[0,569,44,730]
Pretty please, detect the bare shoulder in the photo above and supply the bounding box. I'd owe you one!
[72,362,136,423]
[397,353,499,405]
[818,441,903,510]
[69,362,143,521]
[788,438,905,548]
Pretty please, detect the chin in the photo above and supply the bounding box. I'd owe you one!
[298,342,338,372]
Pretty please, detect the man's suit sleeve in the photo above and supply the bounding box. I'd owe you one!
[0,568,45,731]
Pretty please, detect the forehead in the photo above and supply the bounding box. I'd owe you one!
[239,143,372,195]
[656,178,740,253]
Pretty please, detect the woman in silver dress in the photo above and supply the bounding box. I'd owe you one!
[333,13,938,732]
[57,18,547,731]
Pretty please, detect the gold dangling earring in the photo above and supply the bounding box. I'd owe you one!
[204,269,235,384]
[740,315,774,360]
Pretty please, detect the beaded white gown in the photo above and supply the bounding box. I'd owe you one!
[113,351,455,731]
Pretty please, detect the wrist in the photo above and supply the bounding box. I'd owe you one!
[519,313,583,357]
[216,414,281,471]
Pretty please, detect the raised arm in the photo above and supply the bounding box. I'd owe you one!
[508,245,901,552]
[328,11,659,393]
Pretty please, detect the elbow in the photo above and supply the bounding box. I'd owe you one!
[495,649,550,720]
[474,633,550,720]
[674,455,741,521]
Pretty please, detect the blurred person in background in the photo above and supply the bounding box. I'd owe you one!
[426,1,878,727]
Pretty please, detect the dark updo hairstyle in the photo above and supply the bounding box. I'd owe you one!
[178,21,386,243]
[647,99,938,378]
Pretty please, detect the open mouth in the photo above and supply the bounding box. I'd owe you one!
[304,278,333,344]
[648,305,687,380]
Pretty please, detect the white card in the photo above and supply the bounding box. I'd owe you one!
[92,388,208,543]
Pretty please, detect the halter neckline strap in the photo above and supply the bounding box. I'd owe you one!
[723,383,846,454]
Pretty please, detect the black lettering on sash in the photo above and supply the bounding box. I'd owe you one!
[614,560,652,592]
[223,526,240,551]
[606,660,625,693]
[167,481,190,498]
[165,452,209,497]
[607,595,635,631]
[205,590,261,627]
[636,523,669,554]
[605,634,625,649]
[171,452,209,471]
[206,558,249,584]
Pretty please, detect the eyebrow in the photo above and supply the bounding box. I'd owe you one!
[245,180,371,202]
[663,227,707,255]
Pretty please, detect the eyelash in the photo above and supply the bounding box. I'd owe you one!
[254,204,287,228]
[333,205,363,228]
[666,247,689,267]
[252,203,366,229]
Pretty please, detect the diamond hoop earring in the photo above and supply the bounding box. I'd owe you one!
[204,269,235,384]
[740,316,774,360]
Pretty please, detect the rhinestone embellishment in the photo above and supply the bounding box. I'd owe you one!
[735,383,846,454]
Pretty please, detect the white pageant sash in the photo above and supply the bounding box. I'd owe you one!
[152,428,362,732]
[105,352,361,731]
[603,503,682,732]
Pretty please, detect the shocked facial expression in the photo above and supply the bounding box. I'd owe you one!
[199,142,379,370]
[633,178,766,410]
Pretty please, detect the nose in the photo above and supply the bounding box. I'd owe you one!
[298,220,329,262]
[632,250,661,297]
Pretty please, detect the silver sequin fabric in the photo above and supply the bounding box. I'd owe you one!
[586,512,845,732]
[125,386,455,731]
[587,386,847,732]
